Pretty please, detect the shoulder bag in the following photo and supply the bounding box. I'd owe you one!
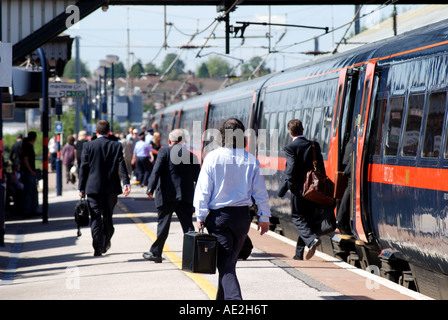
[302,142,335,207]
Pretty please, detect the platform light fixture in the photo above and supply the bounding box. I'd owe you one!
[105,55,119,132]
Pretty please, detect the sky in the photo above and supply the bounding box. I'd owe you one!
[64,4,422,77]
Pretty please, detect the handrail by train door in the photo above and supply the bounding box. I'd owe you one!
[200,102,211,164]
[174,109,182,129]
[246,91,258,155]
[328,67,348,184]
[353,61,377,243]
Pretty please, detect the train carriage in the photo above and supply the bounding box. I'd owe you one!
[154,19,448,299]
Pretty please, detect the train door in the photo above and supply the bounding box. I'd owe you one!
[331,66,358,236]
[351,61,378,243]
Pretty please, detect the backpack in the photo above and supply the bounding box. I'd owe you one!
[74,196,90,237]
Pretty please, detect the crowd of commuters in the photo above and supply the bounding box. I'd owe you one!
[5,117,326,301]
[5,122,160,217]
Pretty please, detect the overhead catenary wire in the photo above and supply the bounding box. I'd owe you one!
[332,4,363,54]
[276,0,398,55]
[250,29,287,79]
[196,0,243,58]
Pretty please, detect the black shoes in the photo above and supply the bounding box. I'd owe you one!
[305,238,321,260]
[142,252,162,263]
[93,242,111,257]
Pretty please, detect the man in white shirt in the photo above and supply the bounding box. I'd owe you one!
[193,118,270,300]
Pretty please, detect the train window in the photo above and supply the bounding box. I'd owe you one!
[278,112,287,149]
[385,97,405,156]
[332,83,344,137]
[372,99,387,155]
[423,91,446,158]
[321,106,332,154]
[303,109,312,138]
[294,109,302,122]
[311,107,323,142]
[402,94,424,157]
[269,112,278,153]
[262,112,270,151]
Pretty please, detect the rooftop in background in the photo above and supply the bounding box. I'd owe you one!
[337,5,448,53]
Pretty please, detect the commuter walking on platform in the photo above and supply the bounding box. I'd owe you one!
[278,119,325,260]
[20,131,39,216]
[143,129,200,263]
[61,135,76,184]
[132,131,153,187]
[193,118,270,300]
[74,130,88,175]
[78,120,131,256]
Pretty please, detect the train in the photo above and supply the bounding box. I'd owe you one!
[153,19,448,299]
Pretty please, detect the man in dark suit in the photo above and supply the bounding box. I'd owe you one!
[78,120,131,256]
[143,129,200,263]
[278,119,326,260]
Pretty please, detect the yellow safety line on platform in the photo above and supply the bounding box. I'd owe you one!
[126,212,217,300]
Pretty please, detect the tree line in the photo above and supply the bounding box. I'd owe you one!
[63,53,271,81]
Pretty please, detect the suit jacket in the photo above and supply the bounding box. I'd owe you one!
[78,136,130,195]
[147,144,200,208]
[278,137,326,197]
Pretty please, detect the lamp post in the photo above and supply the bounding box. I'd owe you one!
[106,54,119,132]
[98,59,109,122]
[95,67,105,122]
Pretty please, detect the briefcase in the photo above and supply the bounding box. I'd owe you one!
[182,231,218,274]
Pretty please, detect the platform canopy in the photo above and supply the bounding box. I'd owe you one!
[3,0,433,64]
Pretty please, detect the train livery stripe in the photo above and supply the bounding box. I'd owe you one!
[257,155,330,173]
[257,155,286,171]
[257,156,448,193]
[368,163,448,192]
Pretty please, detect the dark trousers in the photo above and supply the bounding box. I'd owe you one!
[136,156,152,186]
[150,201,194,257]
[22,171,38,216]
[87,194,118,252]
[291,193,318,258]
[206,206,251,300]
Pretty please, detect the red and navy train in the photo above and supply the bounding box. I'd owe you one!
[154,19,448,299]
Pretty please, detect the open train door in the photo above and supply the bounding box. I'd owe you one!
[352,61,377,243]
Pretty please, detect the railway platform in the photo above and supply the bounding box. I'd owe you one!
[0,173,432,307]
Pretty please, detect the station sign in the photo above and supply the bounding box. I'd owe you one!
[54,121,63,134]
[49,82,87,98]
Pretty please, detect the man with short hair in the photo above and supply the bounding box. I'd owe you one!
[78,120,131,256]
[278,119,326,260]
[194,118,270,300]
[143,129,200,263]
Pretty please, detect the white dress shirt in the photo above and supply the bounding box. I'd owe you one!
[193,147,271,223]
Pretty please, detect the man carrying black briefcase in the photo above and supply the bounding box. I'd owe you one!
[182,226,218,274]
[193,118,270,300]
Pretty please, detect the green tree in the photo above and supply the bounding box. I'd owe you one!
[144,62,159,75]
[205,57,231,78]
[241,56,271,79]
[63,59,91,79]
[108,61,126,78]
[130,59,145,78]
[160,53,185,80]
[197,63,209,78]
